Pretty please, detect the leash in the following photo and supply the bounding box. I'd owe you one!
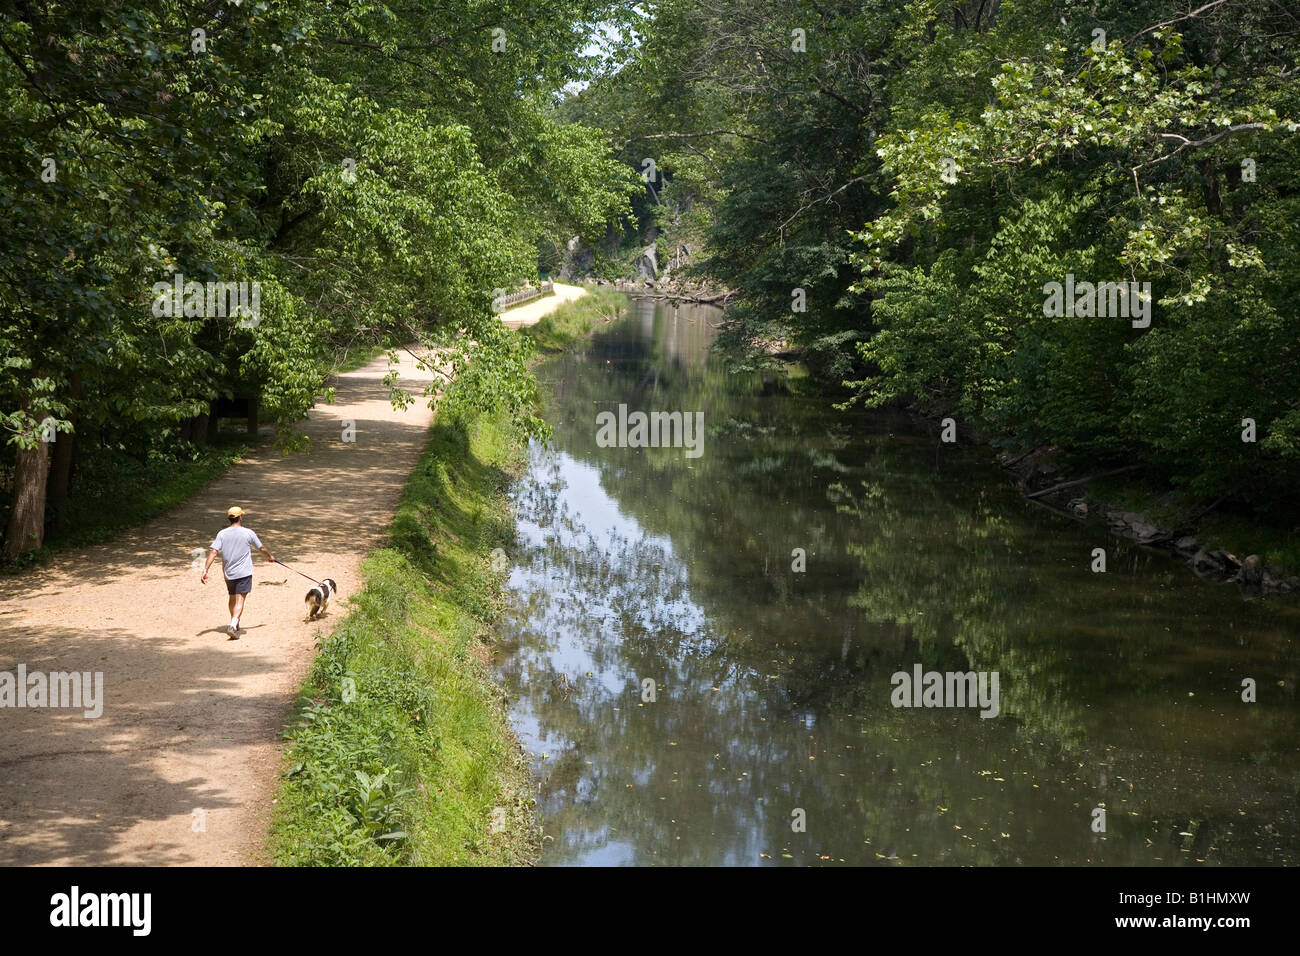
[273,559,323,586]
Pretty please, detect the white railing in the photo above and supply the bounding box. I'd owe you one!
[493,279,554,312]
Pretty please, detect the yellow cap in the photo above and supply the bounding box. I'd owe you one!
[227,506,244,517]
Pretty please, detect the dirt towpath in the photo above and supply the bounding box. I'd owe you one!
[498,281,588,328]
[0,351,436,865]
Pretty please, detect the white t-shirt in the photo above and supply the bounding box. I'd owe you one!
[210,526,263,580]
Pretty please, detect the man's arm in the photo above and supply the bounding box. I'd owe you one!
[201,548,219,584]
[258,544,276,564]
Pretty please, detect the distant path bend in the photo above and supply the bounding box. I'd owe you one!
[498,281,588,329]
[0,350,436,866]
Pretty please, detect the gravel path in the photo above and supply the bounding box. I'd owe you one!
[0,350,436,865]
[498,282,588,328]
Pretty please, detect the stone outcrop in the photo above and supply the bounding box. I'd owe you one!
[998,446,1299,595]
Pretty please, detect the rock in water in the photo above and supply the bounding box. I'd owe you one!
[1191,548,1223,573]
[1238,554,1264,586]
[1108,510,1160,542]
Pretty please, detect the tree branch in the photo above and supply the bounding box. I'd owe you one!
[629,129,770,145]
[777,174,869,240]
[1131,0,1232,41]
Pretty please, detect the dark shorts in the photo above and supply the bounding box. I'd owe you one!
[226,575,252,595]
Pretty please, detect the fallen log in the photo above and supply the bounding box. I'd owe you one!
[627,290,735,304]
[1024,495,1087,522]
[1024,464,1142,499]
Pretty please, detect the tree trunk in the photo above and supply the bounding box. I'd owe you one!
[192,412,209,446]
[46,431,76,512]
[4,430,51,560]
[46,370,81,515]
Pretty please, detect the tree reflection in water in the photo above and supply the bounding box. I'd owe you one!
[494,299,1300,866]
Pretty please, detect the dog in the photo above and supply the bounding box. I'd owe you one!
[304,578,338,621]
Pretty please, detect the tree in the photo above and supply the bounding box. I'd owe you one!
[1,0,636,558]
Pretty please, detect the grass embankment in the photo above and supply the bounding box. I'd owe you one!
[519,285,628,353]
[270,406,537,866]
[333,343,393,374]
[270,295,626,865]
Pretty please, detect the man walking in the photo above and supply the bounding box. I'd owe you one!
[202,506,274,638]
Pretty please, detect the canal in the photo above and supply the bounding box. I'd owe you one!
[495,297,1300,866]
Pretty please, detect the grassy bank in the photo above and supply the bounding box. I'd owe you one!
[330,340,398,375]
[270,405,537,866]
[269,299,627,866]
[520,285,628,353]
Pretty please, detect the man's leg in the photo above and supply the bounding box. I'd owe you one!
[227,588,242,634]
[233,592,246,626]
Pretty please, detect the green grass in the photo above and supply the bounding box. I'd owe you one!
[519,285,628,353]
[1,434,251,572]
[269,406,538,866]
[267,291,632,864]
[332,341,395,374]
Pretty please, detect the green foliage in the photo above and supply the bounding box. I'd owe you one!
[566,0,905,370]
[0,0,635,556]
[579,0,1300,520]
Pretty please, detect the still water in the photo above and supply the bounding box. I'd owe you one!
[495,298,1300,866]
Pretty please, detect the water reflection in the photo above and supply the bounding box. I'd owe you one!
[495,298,1300,866]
